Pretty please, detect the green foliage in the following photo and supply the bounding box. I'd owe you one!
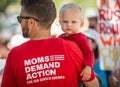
[0,0,18,12]
[53,0,97,11]
[0,0,97,13]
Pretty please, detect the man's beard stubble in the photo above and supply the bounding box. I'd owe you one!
[22,22,29,38]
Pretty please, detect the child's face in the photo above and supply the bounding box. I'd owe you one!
[59,9,83,35]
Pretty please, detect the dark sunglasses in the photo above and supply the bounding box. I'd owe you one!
[17,16,40,23]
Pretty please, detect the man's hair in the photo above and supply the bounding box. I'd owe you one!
[20,0,56,29]
[59,3,84,24]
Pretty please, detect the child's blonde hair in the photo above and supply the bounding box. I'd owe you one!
[59,3,84,25]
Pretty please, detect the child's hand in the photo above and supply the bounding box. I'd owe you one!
[80,65,91,81]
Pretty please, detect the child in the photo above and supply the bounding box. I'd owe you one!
[59,3,99,87]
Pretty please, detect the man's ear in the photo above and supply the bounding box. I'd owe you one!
[28,18,35,29]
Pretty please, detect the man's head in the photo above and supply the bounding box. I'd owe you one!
[17,0,56,38]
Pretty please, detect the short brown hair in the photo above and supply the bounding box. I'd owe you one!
[21,0,56,29]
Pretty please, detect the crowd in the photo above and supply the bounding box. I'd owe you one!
[0,36,9,85]
[0,0,120,87]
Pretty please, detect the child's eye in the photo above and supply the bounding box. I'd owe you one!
[62,21,68,23]
[72,21,77,23]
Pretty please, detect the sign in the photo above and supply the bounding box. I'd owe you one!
[97,0,120,70]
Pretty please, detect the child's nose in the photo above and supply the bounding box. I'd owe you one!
[67,22,72,26]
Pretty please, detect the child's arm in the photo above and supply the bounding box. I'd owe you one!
[74,33,94,80]
[73,33,94,67]
[60,33,95,81]
[80,38,94,67]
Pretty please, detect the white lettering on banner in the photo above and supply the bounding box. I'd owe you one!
[24,55,65,84]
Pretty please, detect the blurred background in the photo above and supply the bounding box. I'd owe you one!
[0,0,97,39]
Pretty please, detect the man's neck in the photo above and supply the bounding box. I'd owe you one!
[30,28,51,40]
[31,34,51,40]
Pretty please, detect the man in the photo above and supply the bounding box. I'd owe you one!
[1,0,85,87]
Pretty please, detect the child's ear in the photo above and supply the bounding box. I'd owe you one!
[82,21,84,26]
[80,21,84,27]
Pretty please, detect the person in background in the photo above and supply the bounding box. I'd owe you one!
[59,3,99,87]
[85,8,99,32]
[83,29,107,87]
[0,36,10,86]
[85,8,118,86]
[2,0,89,87]
[114,58,120,87]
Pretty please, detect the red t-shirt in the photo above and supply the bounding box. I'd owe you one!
[59,33,94,67]
[2,38,84,87]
